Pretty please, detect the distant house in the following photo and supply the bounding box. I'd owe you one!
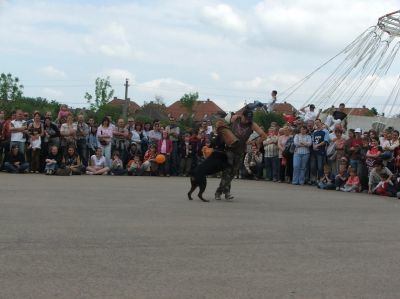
[271,102,297,114]
[324,106,374,117]
[167,99,226,122]
[108,97,141,114]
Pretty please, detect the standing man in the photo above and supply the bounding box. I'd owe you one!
[300,104,321,122]
[332,103,348,131]
[10,110,27,155]
[215,106,266,200]
[310,119,330,183]
[75,113,89,167]
[166,117,180,176]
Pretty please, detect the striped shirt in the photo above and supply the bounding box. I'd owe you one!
[294,134,312,155]
[263,135,279,157]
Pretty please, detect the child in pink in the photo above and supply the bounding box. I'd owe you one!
[340,168,360,192]
[57,104,70,121]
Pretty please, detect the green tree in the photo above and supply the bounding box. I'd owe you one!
[179,92,198,117]
[253,111,284,130]
[85,77,114,111]
[370,107,378,116]
[0,73,24,101]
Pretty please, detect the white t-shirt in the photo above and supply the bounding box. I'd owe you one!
[11,120,26,142]
[303,107,319,122]
[91,155,106,168]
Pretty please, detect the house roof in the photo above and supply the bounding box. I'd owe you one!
[323,107,373,117]
[343,108,372,116]
[167,99,226,121]
[109,98,140,113]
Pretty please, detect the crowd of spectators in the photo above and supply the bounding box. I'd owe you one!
[1,103,400,199]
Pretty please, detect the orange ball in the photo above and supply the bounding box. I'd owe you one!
[155,154,166,164]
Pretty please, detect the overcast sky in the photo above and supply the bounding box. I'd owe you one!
[0,0,399,113]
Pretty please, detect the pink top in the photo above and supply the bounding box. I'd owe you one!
[57,110,69,120]
[97,125,113,139]
[161,140,167,154]
[346,176,360,186]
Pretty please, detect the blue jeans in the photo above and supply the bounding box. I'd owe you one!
[310,153,326,181]
[4,162,29,173]
[293,153,310,185]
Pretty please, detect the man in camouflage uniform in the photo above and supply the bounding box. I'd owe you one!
[215,107,266,200]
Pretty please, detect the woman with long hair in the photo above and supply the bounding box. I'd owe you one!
[97,117,113,160]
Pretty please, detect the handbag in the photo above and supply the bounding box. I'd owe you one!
[327,142,337,161]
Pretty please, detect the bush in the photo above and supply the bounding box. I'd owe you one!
[253,111,284,130]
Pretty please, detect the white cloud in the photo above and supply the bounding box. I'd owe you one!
[202,4,246,33]
[43,88,63,98]
[84,22,136,58]
[104,69,135,84]
[234,74,300,91]
[252,0,398,52]
[210,72,220,81]
[136,78,194,102]
[39,66,67,79]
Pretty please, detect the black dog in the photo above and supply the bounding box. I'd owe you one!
[188,151,230,202]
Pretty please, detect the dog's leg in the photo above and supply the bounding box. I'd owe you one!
[188,177,196,200]
[197,176,209,202]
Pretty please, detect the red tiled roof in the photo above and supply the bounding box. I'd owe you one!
[167,100,225,121]
[272,103,297,114]
[343,108,371,116]
[109,98,140,113]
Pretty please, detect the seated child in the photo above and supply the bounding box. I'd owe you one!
[86,147,110,175]
[340,168,360,192]
[110,151,126,176]
[127,155,143,176]
[335,164,348,191]
[318,164,335,190]
[374,173,395,197]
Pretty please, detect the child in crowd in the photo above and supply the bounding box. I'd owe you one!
[318,164,335,190]
[127,155,143,176]
[110,151,126,176]
[57,104,69,122]
[374,173,395,197]
[335,164,348,191]
[340,168,360,192]
[142,144,158,175]
[365,138,382,171]
[86,147,110,175]
[180,133,193,176]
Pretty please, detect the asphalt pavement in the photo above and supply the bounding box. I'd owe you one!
[1,173,400,299]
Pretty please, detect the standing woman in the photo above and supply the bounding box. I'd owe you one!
[331,128,346,175]
[292,125,312,185]
[278,126,291,182]
[97,117,113,160]
[28,112,44,173]
[60,113,77,156]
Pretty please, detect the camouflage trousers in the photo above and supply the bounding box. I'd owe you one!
[215,151,243,196]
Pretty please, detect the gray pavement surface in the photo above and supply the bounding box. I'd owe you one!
[1,173,400,299]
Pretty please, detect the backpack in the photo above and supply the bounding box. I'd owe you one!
[326,142,337,161]
[282,137,295,158]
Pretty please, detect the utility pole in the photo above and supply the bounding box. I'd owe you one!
[123,78,129,119]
